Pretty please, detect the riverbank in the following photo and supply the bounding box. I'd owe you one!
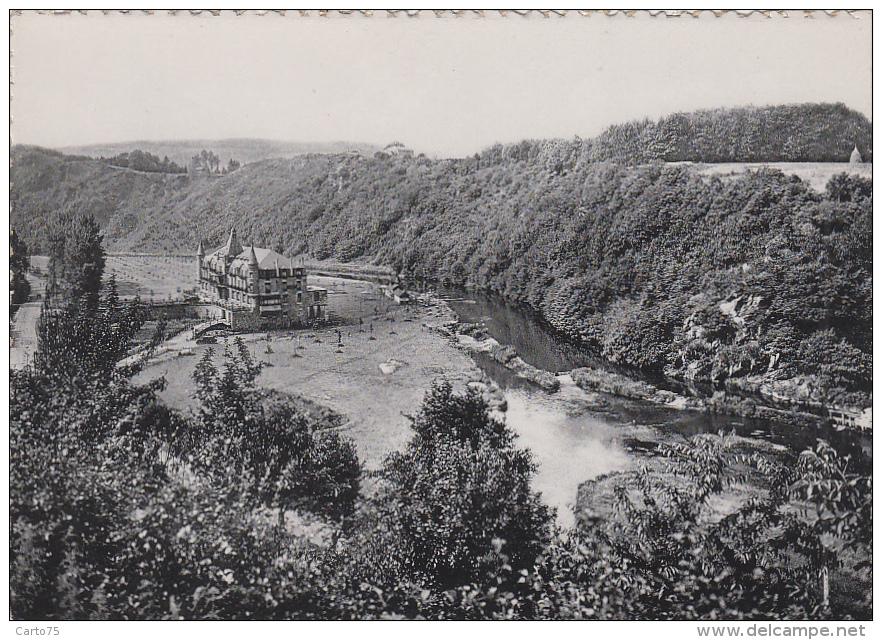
[113,249,869,434]
[133,277,486,470]
[131,278,868,529]
[132,282,636,526]
[438,312,870,434]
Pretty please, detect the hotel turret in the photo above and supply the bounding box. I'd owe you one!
[196,228,327,330]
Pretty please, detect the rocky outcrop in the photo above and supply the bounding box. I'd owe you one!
[438,300,868,432]
[718,294,765,327]
[506,356,560,392]
[569,367,689,408]
[455,333,561,392]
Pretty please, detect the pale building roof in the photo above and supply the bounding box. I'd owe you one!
[203,230,299,275]
[208,247,295,277]
[230,246,295,270]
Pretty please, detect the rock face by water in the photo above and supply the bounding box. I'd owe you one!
[569,367,688,408]
[574,433,790,530]
[506,356,561,392]
[453,331,560,393]
[438,301,865,433]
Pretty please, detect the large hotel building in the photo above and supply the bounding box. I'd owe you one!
[197,229,327,330]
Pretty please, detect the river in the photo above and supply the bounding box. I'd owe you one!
[442,291,869,527]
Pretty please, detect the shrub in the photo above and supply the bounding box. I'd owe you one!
[825,172,873,203]
[189,338,360,518]
[379,381,552,587]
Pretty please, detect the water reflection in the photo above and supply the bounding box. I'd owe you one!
[446,293,600,373]
[505,389,631,528]
[443,289,871,524]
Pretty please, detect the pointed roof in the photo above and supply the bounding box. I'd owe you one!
[223,228,243,256]
[203,231,298,273]
[850,145,863,164]
[197,239,205,256]
[228,246,295,270]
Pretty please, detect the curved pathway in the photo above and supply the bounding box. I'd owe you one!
[10,264,46,370]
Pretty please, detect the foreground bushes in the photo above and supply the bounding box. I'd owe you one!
[187,338,360,518]
[11,359,871,619]
[9,284,870,619]
[9,292,362,618]
[379,382,551,587]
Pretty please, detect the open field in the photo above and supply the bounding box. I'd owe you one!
[133,276,484,468]
[32,254,197,301]
[679,161,872,192]
[102,254,397,302]
[104,254,197,300]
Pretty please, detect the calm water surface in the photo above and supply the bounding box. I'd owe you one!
[444,291,868,526]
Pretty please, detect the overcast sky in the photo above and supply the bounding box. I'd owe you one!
[10,10,872,158]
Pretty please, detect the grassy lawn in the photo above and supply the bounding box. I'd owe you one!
[686,161,872,192]
[134,274,483,469]
[104,254,197,300]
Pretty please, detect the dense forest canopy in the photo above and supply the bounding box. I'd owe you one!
[9,102,874,619]
[101,149,187,174]
[584,102,872,164]
[10,102,872,408]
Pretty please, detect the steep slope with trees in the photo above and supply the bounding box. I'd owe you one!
[10,104,872,410]
[9,212,872,620]
[586,102,872,164]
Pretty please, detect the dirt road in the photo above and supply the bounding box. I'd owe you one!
[10,262,47,370]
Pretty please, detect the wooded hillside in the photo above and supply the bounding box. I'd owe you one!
[10,103,873,408]
[586,102,872,164]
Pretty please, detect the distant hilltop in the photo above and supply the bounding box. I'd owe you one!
[57,138,384,168]
[48,102,871,166]
[584,102,872,164]
[478,102,872,167]
[11,101,872,255]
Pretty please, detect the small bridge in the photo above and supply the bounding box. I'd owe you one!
[193,320,231,337]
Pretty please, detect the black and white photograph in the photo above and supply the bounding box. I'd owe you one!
[6,9,874,629]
